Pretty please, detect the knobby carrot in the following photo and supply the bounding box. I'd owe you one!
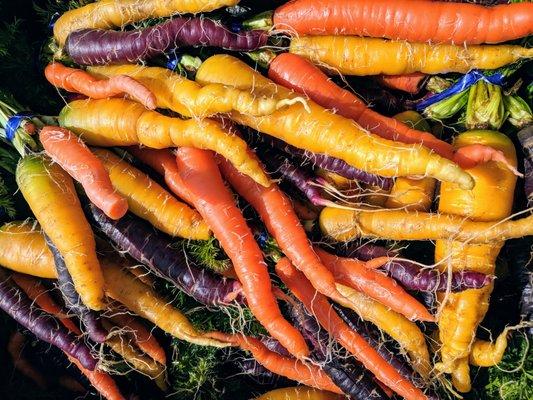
[8,332,48,389]
[45,63,156,109]
[275,258,428,400]
[59,98,270,186]
[196,54,473,189]
[16,155,105,310]
[92,148,209,240]
[172,147,309,358]
[273,0,533,44]
[377,73,427,94]
[39,126,128,220]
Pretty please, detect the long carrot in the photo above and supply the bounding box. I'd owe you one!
[273,0,533,44]
[172,147,309,358]
[58,98,270,187]
[8,332,48,389]
[196,54,473,189]
[377,73,427,94]
[16,155,105,311]
[92,148,209,240]
[315,249,434,322]
[275,258,428,400]
[39,126,128,220]
[45,63,156,109]
[255,387,345,400]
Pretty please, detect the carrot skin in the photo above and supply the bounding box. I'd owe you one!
[377,73,427,94]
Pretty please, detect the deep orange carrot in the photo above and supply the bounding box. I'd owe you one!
[45,63,156,109]
[315,249,435,322]
[39,126,128,220]
[8,332,48,389]
[275,257,428,400]
[377,73,427,94]
[67,355,125,400]
[172,147,308,358]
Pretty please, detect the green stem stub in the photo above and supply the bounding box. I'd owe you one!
[247,50,277,69]
[466,81,506,130]
[243,10,274,31]
[0,99,39,157]
[504,95,533,129]
[424,89,469,120]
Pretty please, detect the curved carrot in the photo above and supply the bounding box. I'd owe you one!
[255,387,344,400]
[67,355,125,400]
[454,144,522,176]
[275,258,427,400]
[39,126,128,220]
[45,63,156,109]
[315,249,434,322]
[172,147,309,358]
[8,332,48,389]
[377,73,426,94]
[273,0,533,44]
[207,332,341,394]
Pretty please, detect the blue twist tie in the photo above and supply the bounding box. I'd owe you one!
[166,54,181,71]
[230,21,243,33]
[416,70,505,111]
[5,112,34,142]
[48,12,60,30]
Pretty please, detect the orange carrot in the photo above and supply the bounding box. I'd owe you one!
[377,73,427,94]
[275,257,428,400]
[454,144,522,176]
[171,147,308,358]
[45,63,156,109]
[315,249,435,322]
[67,355,125,400]
[39,126,128,220]
[8,332,48,389]
[273,0,533,44]
[208,332,342,394]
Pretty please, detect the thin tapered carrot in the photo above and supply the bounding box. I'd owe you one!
[45,63,156,109]
[454,144,522,176]
[172,147,309,358]
[376,73,426,94]
[315,249,434,322]
[273,0,533,44]
[8,332,48,389]
[275,257,428,400]
[39,126,128,220]
[207,332,341,394]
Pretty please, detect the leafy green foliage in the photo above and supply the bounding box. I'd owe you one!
[184,237,231,273]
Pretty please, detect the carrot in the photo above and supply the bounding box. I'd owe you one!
[16,155,105,311]
[454,143,522,176]
[315,249,434,322]
[196,54,473,188]
[53,0,240,46]
[434,130,518,392]
[39,126,128,220]
[88,64,286,117]
[376,73,427,94]
[172,147,309,358]
[58,98,270,187]
[217,155,340,300]
[0,221,56,279]
[290,36,533,76]
[8,331,47,389]
[273,0,533,44]
[275,258,428,400]
[44,63,156,109]
[254,387,345,400]
[91,148,209,240]
[207,332,341,394]
[469,328,510,367]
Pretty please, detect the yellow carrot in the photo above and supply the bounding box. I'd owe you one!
[16,155,105,310]
[92,148,209,240]
[195,54,473,189]
[290,36,533,75]
[469,330,509,367]
[434,130,517,392]
[59,98,270,187]
[254,387,345,400]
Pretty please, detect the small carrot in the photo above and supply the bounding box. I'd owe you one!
[92,148,209,240]
[454,143,522,176]
[469,328,510,367]
[45,63,156,109]
[39,126,128,220]
[376,73,427,94]
[8,331,48,389]
[275,258,428,400]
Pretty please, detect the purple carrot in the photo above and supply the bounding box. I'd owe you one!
[0,268,97,370]
[348,243,492,292]
[87,204,243,306]
[518,126,533,204]
[65,18,268,65]
[45,236,107,343]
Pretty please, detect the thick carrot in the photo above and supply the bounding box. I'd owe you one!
[173,147,309,358]
[16,155,105,310]
[45,63,156,109]
[58,98,270,187]
[275,258,428,400]
[67,355,125,400]
[254,387,345,400]
[196,54,473,188]
[208,332,341,394]
[53,0,240,45]
[92,148,209,240]
[468,328,510,367]
[39,126,128,220]
[315,249,434,322]
[290,36,533,76]
[274,0,533,44]
[8,331,47,389]
[0,222,56,279]
[377,73,427,94]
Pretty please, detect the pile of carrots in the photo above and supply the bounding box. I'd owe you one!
[0,0,532,399]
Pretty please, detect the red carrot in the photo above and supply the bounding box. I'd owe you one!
[376,73,427,94]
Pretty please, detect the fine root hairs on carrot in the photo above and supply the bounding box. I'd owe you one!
[58,98,271,187]
[275,258,428,400]
[45,63,156,109]
[16,155,105,311]
[7,331,48,389]
[254,386,346,400]
[39,126,128,220]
